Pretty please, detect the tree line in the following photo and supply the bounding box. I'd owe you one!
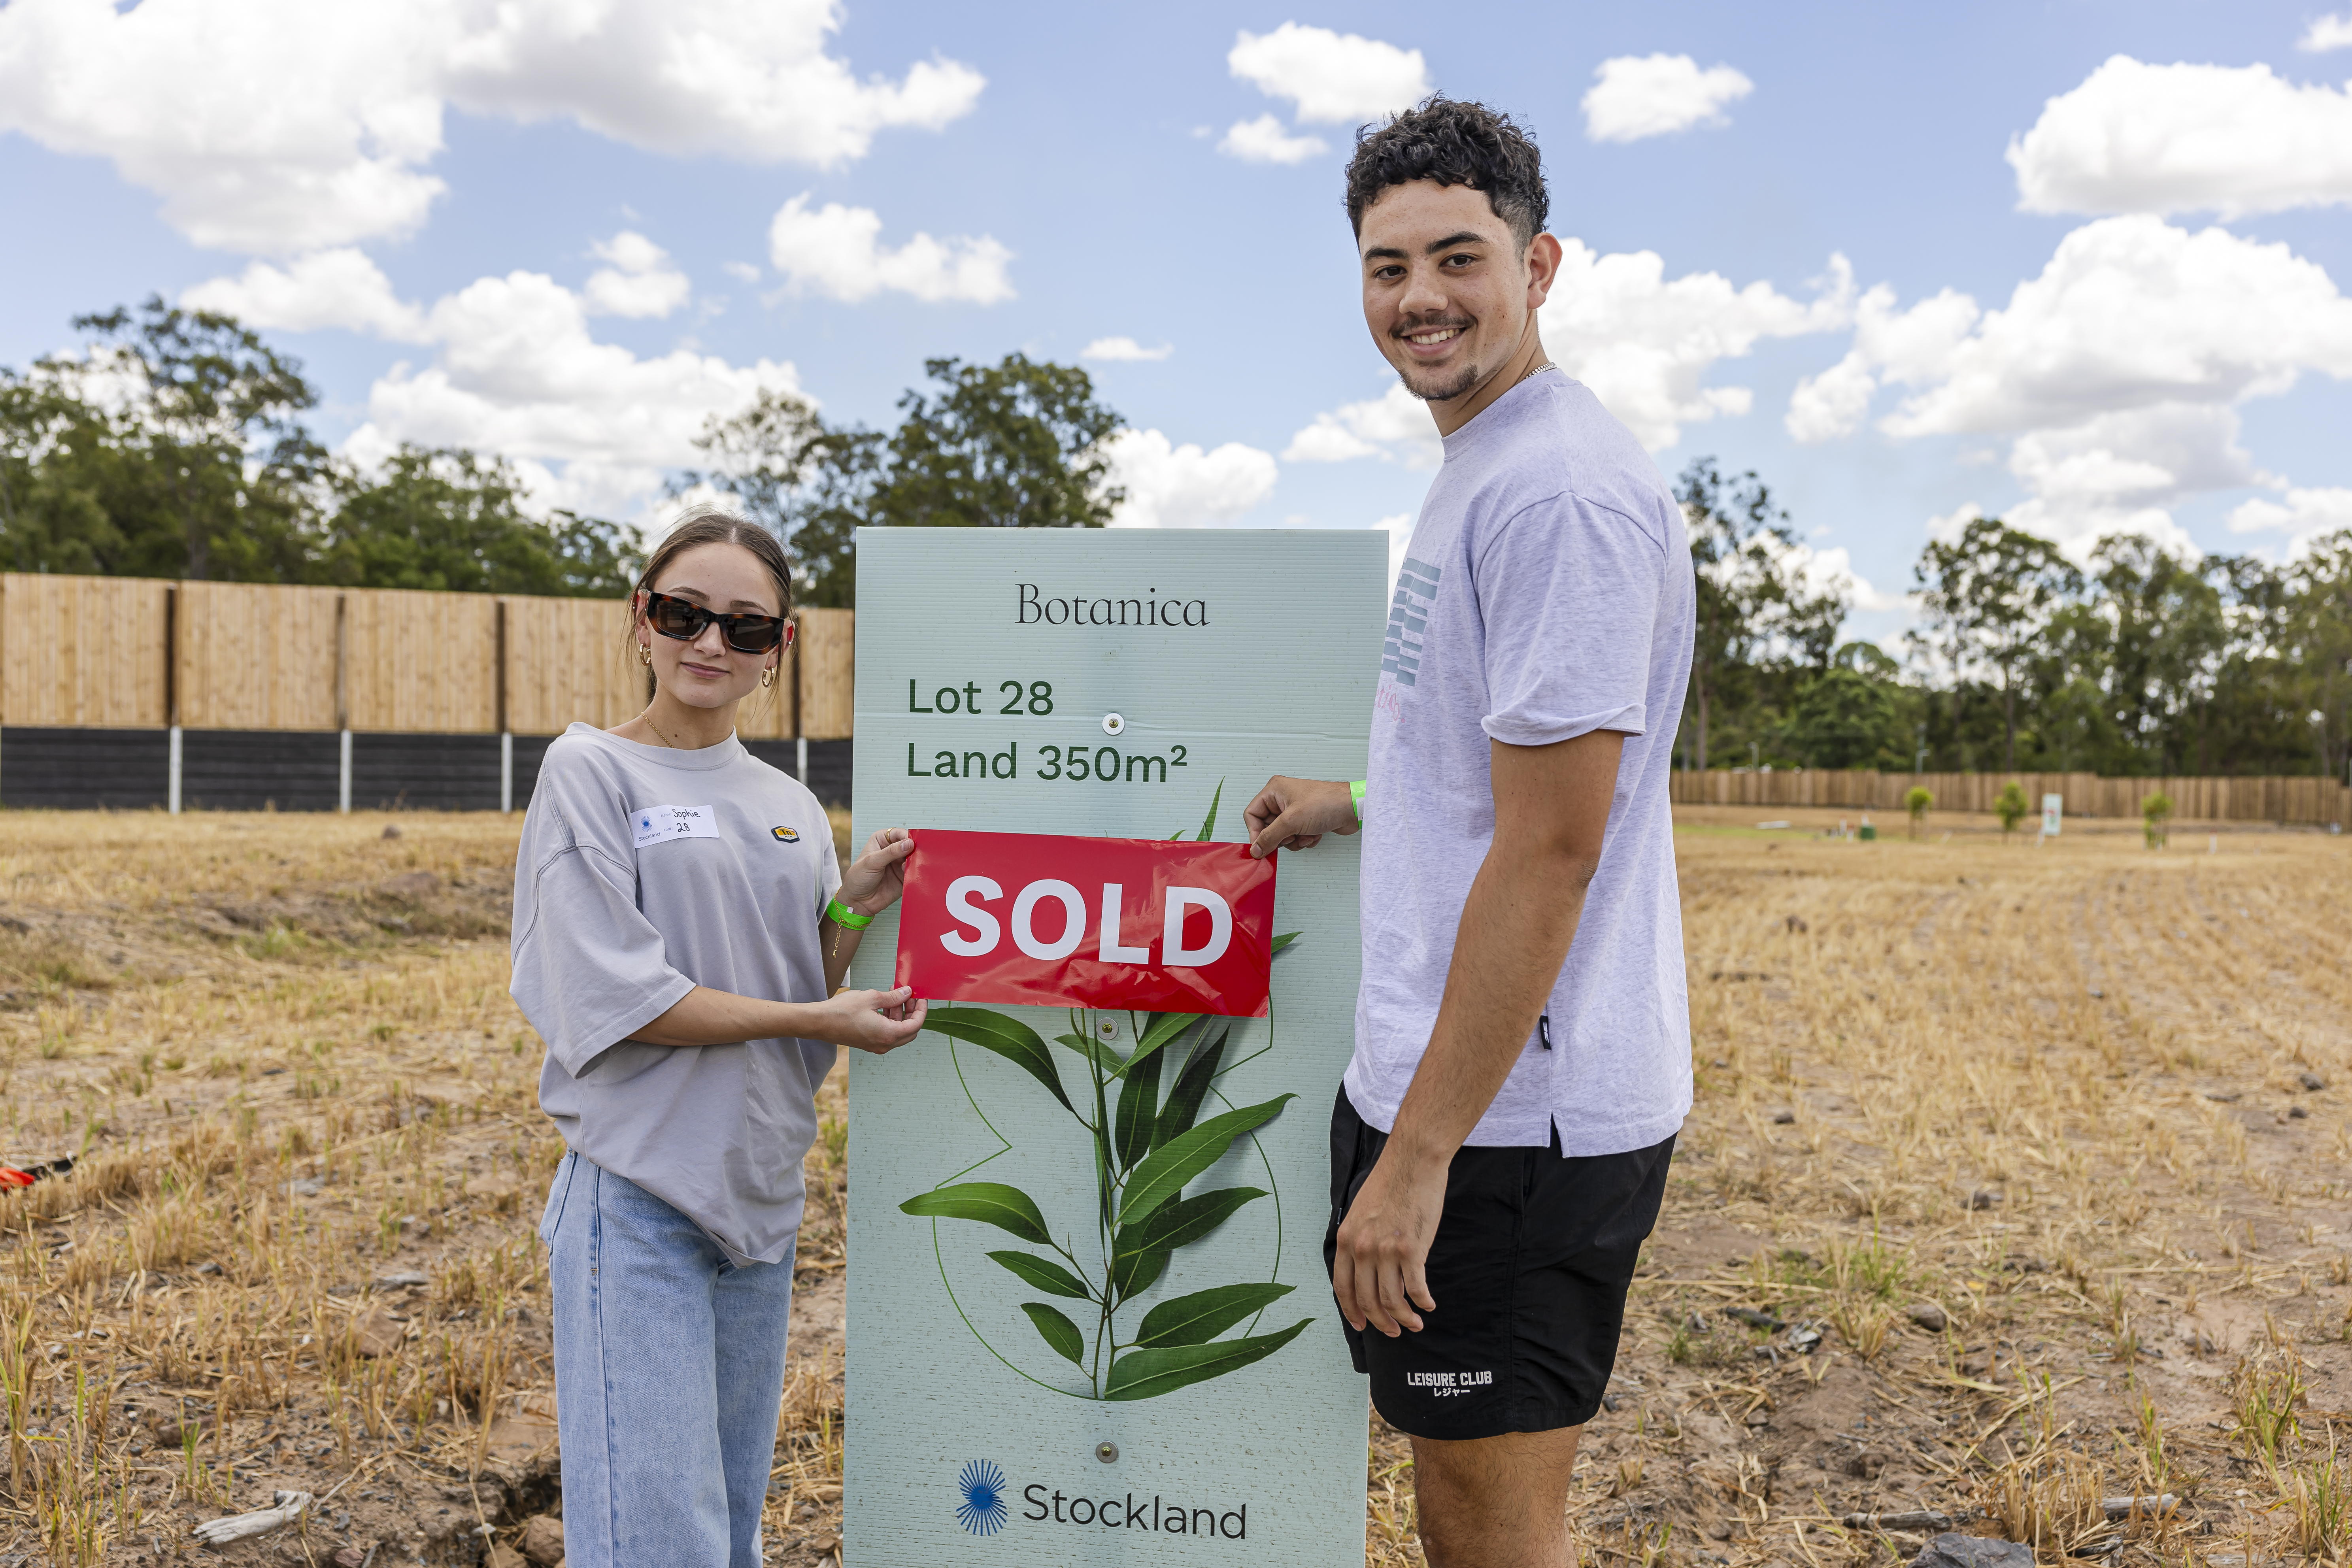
[8,301,2344,781]
[0,298,1125,604]
[1680,461,2352,782]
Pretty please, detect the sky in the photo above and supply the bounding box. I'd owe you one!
[3,0,2350,645]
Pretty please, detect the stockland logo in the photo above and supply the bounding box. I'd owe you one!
[952,1461,1255,1542]
[956,1460,1010,1536]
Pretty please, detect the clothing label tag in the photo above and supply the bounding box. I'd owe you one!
[630,804,720,849]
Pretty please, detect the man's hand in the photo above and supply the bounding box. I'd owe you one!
[1243,775,1362,859]
[1331,1145,1447,1335]
[804,986,927,1053]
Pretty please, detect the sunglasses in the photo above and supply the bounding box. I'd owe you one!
[642,590,795,654]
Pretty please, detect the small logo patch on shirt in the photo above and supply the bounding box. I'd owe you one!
[772,825,800,843]
[631,804,720,848]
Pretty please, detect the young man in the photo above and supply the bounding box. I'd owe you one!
[1244,98,1695,1567]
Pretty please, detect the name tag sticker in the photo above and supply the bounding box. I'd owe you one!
[630,804,720,849]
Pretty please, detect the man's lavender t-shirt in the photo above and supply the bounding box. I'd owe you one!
[1343,369,1696,1155]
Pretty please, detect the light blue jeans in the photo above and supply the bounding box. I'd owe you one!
[540,1151,796,1568]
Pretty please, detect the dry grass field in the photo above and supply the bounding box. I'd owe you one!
[0,804,2346,1568]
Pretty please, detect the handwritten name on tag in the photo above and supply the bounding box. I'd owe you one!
[630,804,720,849]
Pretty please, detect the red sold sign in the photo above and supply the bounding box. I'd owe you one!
[892,830,1277,1017]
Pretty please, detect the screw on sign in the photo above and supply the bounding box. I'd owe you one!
[893,829,1277,1017]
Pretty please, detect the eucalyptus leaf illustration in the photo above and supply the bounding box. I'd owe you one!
[1110,1243,1169,1304]
[899,1182,1051,1244]
[1023,1303,1087,1365]
[1193,779,1224,844]
[1135,1282,1297,1348]
[1110,1010,1204,1083]
[1104,1318,1313,1402]
[988,1250,1092,1300]
[900,783,1312,1400]
[1153,1025,1230,1149]
[1115,1185,1265,1261]
[1118,1095,1294,1228]
[925,1005,1071,1113]
[1052,1031,1128,1077]
[1112,1044,1162,1173]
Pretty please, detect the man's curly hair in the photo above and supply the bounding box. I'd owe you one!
[1343,96,1548,249]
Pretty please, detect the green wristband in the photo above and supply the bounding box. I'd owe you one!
[1349,780,1367,820]
[825,898,874,930]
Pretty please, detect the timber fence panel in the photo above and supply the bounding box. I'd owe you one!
[501,594,641,736]
[0,573,170,728]
[176,581,342,731]
[345,588,498,733]
[798,608,853,740]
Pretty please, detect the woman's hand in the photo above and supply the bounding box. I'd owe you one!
[802,985,927,1054]
[836,826,917,917]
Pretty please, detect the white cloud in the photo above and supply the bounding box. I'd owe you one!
[1082,337,1173,362]
[1540,243,1853,449]
[766,194,1014,304]
[1898,218,2352,436]
[1924,501,1988,545]
[1998,404,2254,557]
[0,0,983,254]
[1581,53,1754,143]
[1284,382,1443,467]
[1757,533,1905,614]
[2227,486,2352,556]
[721,260,761,283]
[1218,114,1328,165]
[180,248,430,340]
[1287,243,1850,460]
[583,231,690,318]
[437,0,983,164]
[334,267,800,519]
[1797,217,2352,444]
[1226,23,1429,125]
[2007,57,2352,218]
[2301,12,2352,51]
[1789,213,2352,557]
[1102,429,1278,529]
[1786,285,1980,442]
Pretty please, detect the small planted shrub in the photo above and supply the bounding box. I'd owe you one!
[1995,781,2029,838]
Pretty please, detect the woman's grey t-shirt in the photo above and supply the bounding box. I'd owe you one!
[1345,370,1696,1157]
[511,723,840,1266]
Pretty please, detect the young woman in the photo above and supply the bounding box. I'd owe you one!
[511,506,924,1567]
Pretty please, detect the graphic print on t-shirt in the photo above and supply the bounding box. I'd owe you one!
[1382,556,1442,688]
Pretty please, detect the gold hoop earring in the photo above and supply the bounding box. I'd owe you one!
[760,665,775,690]
[638,642,653,667]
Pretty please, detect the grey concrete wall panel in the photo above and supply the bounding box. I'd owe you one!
[181,730,342,811]
[0,727,171,809]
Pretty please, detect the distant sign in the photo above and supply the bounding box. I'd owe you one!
[2042,793,2063,837]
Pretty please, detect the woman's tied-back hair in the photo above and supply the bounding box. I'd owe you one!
[634,504,795,621]
[1343,96,1549,250]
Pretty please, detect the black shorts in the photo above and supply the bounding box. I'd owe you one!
[1324,1087,1674,1441]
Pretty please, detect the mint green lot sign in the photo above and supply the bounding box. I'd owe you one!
[846,528,1382,1566]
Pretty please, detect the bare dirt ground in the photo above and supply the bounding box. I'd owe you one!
[1,804,2346,1567]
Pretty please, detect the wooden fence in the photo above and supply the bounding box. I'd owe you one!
[1671,768,2352,826]
[0,573,853,740]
